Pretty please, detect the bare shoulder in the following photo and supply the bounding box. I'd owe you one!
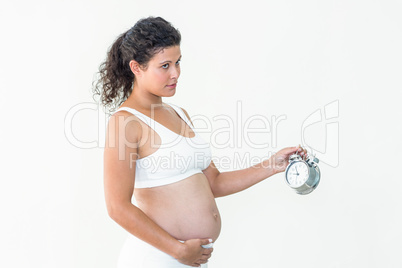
[105,110,143,147]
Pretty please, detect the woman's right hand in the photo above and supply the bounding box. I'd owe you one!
[175,238,214,267]
[269,145,308,174]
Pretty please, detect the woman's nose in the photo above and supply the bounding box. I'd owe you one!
[171,65,180,80]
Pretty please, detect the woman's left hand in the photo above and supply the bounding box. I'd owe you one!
[269,145,307,174]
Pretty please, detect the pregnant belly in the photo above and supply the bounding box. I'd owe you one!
[134,173,222,242]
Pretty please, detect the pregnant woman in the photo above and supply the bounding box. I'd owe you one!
[93,16,306,267]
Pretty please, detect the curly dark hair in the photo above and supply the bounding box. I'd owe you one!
[93,16,181,113]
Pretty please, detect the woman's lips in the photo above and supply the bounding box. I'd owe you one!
[166,83,177,88]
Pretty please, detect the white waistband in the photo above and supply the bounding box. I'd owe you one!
[178,240,214,249]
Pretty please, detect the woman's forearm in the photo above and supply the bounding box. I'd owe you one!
[211,158,278,198]
[109,203,183,258]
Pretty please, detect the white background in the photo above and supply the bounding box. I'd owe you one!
[1,0,401,267]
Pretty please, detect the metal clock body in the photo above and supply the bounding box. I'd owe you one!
[285,154,320,195]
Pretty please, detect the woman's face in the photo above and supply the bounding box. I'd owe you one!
[137,45,181,97]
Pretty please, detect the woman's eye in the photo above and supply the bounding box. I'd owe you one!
[176,60,181,65]
[162,64,169,69]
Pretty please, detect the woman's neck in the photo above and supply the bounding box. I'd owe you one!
[125,86,164,111]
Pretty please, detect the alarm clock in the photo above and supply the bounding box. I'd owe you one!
[285,153,320,195]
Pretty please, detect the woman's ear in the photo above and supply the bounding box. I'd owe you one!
[129,60,142,76]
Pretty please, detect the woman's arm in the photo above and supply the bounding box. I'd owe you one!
[104,111,212,267]
[202,158,274,198]
[202,146,306,198]
[181,107,306,198]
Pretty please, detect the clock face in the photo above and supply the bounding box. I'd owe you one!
[286,161,309,187]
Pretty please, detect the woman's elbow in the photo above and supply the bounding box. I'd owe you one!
[106,200,127,221]
[106,202,117,220]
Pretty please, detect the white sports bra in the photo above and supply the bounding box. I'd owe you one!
[112,103,212,188]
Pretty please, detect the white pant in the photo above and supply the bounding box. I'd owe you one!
[117,235,211,268]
